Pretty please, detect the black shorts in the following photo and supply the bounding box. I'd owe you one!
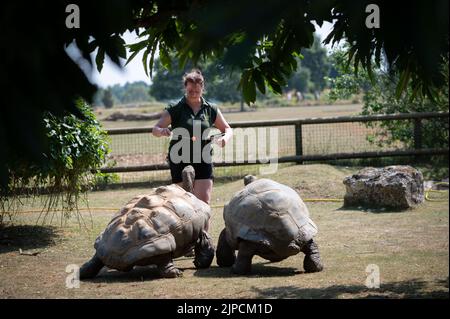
[169,160,214,183]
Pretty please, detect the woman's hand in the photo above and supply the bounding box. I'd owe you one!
[154,127,171,137]
[214,137,226,147]
[152,111,172,137]
[213,109,233,148]
[213,129,232,148]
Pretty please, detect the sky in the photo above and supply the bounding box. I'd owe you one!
[79,21,335,88]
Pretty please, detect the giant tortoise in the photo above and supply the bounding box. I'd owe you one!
[216,175,323,275]
[79,166,214,279]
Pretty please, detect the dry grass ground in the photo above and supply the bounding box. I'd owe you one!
[0,164,448,299]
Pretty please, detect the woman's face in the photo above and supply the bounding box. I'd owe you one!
[185,80,203,100]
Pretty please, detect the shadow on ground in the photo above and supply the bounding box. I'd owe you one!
[0,225,61,254]
[251,278,449,299]
[335,206,410,214]
[83,265,164,283]
[82,261,303,283]
[193,262,303,278]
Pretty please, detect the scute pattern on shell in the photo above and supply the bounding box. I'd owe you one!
[224,179,317,257]
[94,184,210,271]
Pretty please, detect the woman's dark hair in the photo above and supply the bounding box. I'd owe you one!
[183,68,204,87]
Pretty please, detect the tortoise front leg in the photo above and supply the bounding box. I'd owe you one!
[216,228,236,267]
[193,230,215,268]
[301,239,324,273]
[231,241,256,275]
[157,259,183,278]
[79,254,104,279]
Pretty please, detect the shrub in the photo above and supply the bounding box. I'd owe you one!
[328,47,449,150]
[1,99,110,226]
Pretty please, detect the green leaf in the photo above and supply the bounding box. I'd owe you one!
[366,64,375,84]
[127,40,147,51]
[113,36,127,59]
[178,52,189,70]
[396,67,411,99]
[345,47,357,73]
[148,40,159,78]
[238,69,250,90]
[267,77,283,95]
[96,48,105,73]
[125,50,139,66]
[142,49,149,76]
[240,70,256,104]
[159,45,172,69]
[126,39,149,66]
[253,69,266,94]
[245,75,257,103]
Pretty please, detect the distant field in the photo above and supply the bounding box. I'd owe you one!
[98,103,364,129]
[97,103,405,179]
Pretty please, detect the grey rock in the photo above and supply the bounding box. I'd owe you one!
[343,165,424,210]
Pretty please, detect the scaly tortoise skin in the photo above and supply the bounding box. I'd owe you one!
[80,166,214,279]
[216,175,323,275]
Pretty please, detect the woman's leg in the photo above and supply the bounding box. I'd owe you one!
[193,178,213,204]
[193,178,213,231]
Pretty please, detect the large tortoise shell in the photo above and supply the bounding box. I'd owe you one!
[223,179,317,256]
[94,184,210,271]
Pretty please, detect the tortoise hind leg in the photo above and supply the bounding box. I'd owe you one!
[301,239,324,273]
[216,228,236,267]
[231,240,256,275]
[194,230,215,268]
[80,254,104,279]
[157,259,183,278]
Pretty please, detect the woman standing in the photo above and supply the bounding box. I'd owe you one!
[153,69,233,208]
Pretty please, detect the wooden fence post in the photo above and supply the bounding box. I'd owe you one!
[413,118,423,149]
[414,118,423,162]
[295,122,303,164]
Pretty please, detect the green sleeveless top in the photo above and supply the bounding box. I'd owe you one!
[165,96,218,163]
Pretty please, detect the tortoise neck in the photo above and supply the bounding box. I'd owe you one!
[181,167,195,193]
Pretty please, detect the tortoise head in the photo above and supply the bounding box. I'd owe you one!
[181,165,195,192]
[243,175,257,186]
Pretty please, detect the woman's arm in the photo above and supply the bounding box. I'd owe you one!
[214,109,233,147]
[152,110,172,137]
